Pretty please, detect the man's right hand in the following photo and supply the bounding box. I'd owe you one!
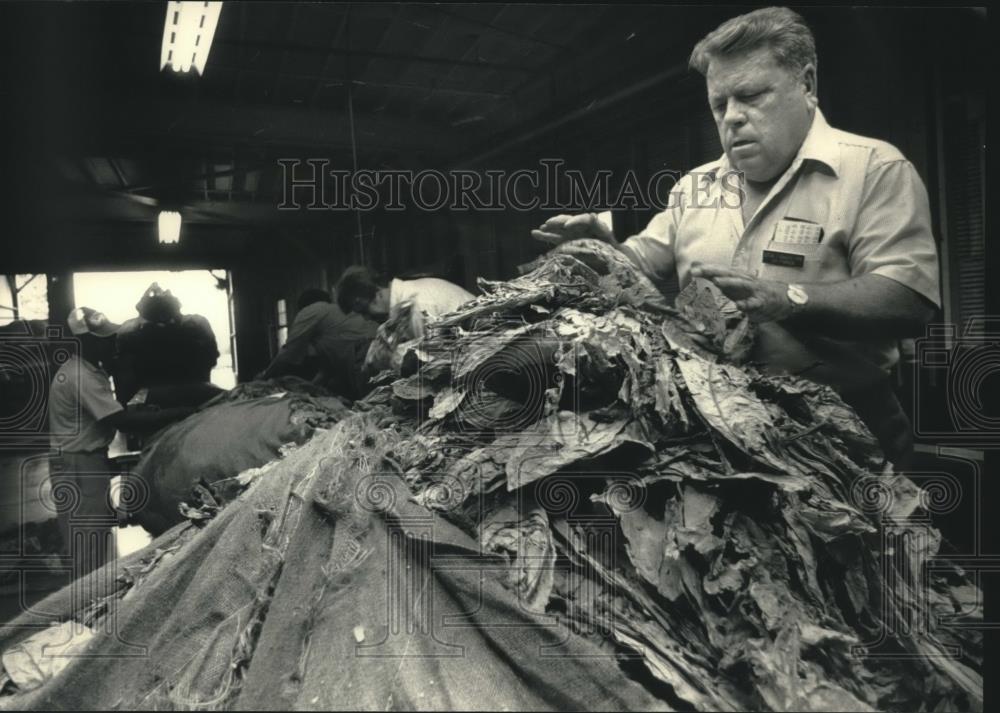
[531,213,616,246]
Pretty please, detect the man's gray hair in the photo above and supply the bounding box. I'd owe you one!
[689,7,817,76]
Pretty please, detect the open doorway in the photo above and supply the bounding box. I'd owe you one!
[72,268,236,557]
[73,269,236,389]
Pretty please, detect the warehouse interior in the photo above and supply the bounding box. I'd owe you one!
[2,3,986,376]
[0,2,992,709]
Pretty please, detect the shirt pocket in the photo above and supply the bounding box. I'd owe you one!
[760,237,851,284]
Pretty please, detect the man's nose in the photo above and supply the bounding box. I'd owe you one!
[722,99,747,127]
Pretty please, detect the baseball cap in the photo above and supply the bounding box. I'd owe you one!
[67,307,121,338]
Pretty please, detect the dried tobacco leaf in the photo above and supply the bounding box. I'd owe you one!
[480,497,557,613]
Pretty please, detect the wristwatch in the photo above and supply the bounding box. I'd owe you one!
[786,283,809,307]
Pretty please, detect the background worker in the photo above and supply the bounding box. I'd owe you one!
[263,288,337,381]
[48,307,193,575]
[114,283,222,410]
[335,266,475,340]
[262,287,379,400]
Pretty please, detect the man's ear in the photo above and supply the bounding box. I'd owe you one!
[801,62,818,107]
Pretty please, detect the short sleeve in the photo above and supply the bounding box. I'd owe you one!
[619,184,684,281]
[848,160,941,307]
[81,370,124,422]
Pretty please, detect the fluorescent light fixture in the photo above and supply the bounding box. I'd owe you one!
[160,1,223,75]
[158,211,182,244]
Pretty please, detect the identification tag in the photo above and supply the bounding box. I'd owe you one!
[762,249,805,268]
[773,218,824,245]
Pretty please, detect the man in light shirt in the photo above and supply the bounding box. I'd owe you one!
[48,307,192,574]
[336,266,475,341]
[532,7,939,466]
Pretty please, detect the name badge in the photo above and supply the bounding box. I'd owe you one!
[762,249,805,268]
[773,218,824,245]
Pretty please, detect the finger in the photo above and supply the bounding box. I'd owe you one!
[709,278,755,300]
[564,214,599,235]
[531,230,566,244]
[711,276,753,288]
[734,296,765,311]
[692,265,745,280]
[537,215,570,232]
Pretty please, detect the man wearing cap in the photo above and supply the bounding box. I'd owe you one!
[532,7,939,467]
[48,307,192,574]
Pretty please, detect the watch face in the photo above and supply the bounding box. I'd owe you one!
[787,284,809,305]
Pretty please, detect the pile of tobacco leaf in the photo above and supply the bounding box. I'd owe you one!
[358,239,983,712]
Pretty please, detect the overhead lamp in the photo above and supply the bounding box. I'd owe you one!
[158,211,182,244]
[160,1,223,75]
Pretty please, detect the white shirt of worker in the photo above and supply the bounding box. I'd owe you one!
[49,354,123,454]
[620,108,941,395]
[389,277,476,338]
[48,354,124,571]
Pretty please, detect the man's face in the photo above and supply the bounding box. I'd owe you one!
[706,46,817,183]
[352,290,389,321]
[365,288,391,321]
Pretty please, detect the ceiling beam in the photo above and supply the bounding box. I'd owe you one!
[453,61,688,168]
[503,6,622,99]
[423,5,551,124]
[427,5,567,52]
[233,3,249,102]
[207,36,535,74]
[309,5,352,107]
[47,188,322,226]
[210,64,510,99]
[89,94,466,156]
[124,29,534,74]
[107,157,129,189]
[271,4,301,102]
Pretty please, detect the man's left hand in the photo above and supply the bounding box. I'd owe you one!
[690,265,793,323]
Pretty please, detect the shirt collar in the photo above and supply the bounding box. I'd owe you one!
[710,107,840,180]
[71,354,109,377]
[795,108,840,177]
